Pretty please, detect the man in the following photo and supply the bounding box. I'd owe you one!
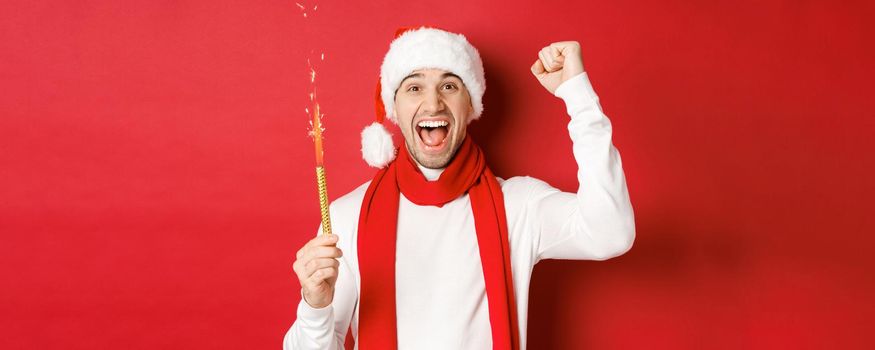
[283,27,635,350]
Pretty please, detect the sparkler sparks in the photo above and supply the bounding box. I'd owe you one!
[295,1,318,18]
[296,2,326,163]
[305,55,324,150]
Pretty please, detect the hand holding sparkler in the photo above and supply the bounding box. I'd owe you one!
[293,233,343,308]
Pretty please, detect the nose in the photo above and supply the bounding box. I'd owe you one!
[420,88,445,115]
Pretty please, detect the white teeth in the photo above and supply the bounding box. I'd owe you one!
[417,120,449,128]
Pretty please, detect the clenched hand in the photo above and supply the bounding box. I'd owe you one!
[531,41,585,95]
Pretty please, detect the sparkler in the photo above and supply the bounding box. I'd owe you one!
[298,1,331,236]
[311,99,332,236]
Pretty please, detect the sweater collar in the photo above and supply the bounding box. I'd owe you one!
[416,164,445,181]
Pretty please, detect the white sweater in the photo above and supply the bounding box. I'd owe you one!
[283,73,636,350]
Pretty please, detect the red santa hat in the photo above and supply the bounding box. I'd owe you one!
[361,26,486,168]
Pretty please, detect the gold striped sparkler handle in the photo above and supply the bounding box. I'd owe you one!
[315,166,332,235]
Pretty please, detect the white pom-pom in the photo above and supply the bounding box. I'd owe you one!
[361,122,396,168]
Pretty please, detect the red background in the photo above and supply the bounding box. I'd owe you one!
[1,0,873,348]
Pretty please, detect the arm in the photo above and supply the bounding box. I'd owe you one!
[283,293,344,350]
[529,42,636,262]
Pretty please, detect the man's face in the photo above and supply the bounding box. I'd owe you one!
[393,68,473,169]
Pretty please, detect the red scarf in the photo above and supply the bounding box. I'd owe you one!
[356,137,520,349]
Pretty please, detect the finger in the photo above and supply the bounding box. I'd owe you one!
[551,41,580,55]
[546,46,565,70]
[531,59,546,75]
[540,48,560,72]
[303,272,326,290]
[302,245,344,260]
[292,259,302,278]
[293,260,310,284]
[550,45,561,59]
[304,257,340,276]
[301,235,339,254]
[538,48,550,67]
[307,234,339,248]
[551,45,566,64]
[538,49,554,72]
[297,234,337,260]
[306,266,338,286]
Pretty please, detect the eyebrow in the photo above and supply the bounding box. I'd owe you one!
[398,72,463,87]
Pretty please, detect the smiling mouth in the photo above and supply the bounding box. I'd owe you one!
[415,119,450,152]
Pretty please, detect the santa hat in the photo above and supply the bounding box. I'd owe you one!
[361,26,486,168]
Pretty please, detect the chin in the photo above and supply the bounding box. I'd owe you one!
[405,140,456,169]
[418,156,452,169]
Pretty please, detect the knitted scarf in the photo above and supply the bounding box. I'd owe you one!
[357,136,520,349]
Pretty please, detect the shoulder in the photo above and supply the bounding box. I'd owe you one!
[329,180,372,216]
[497,176,561,219]
[322,181,372,252]
[498,175,557,197]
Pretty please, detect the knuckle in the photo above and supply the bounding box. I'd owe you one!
[303,280,317,290]
[295,269,307,282]
[295,267,307,280]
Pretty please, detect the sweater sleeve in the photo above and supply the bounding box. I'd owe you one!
[530,72,636,262]
[283,225,358,350]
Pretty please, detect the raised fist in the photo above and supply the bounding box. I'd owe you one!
[530,41,585,94]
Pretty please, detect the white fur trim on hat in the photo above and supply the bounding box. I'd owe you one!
[379,27,486,124]
[360,121,396,168]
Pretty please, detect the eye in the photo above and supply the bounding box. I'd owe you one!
[406,85,420,92]
[442,83,457,91]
